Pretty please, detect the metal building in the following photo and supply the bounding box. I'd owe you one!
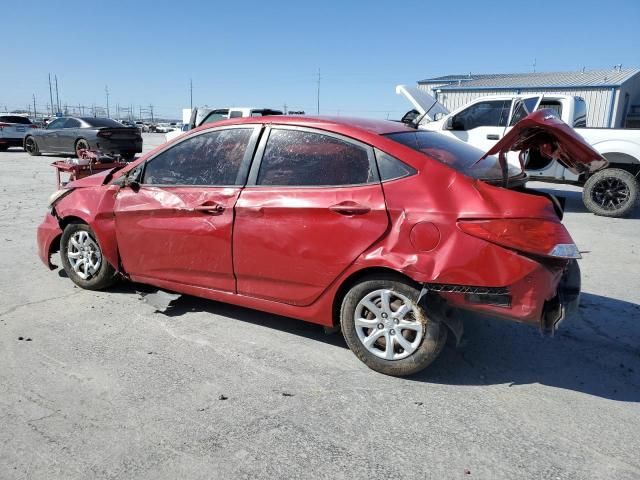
[417,68,640,128]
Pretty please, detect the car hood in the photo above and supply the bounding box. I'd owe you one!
[479,109,608,177]
[66,168,115,188]
[395,85,449,123]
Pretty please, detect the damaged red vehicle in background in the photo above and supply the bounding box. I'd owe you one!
[37,110,605,376]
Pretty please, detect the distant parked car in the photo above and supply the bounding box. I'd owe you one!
[154,123,174,133]
[24,117,142,160]
[135,121,150,133]
[0,115,36,151]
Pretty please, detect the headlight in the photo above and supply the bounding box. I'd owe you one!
[47,188,73,207]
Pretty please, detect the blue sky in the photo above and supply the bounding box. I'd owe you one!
[2,0,639,119]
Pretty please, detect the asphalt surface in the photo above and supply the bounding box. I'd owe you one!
[1,133,639,479]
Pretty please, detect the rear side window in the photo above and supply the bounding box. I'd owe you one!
[0,115,32,124]
[202,110,229,125]
[64,118,81,128]
[573,99,587,128]
[257,129,375,186]
[229,111,244,118]
[375,149,416,181]
[143,128,254,186]
[510,97,540,125]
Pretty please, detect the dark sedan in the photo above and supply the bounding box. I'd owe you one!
[24,117,142,160]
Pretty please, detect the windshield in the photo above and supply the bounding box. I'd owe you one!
[386,131,522,180]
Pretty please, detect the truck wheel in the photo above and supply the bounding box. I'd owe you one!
[582,168,638,218]
[340,275,447,376]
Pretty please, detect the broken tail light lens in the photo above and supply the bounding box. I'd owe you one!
[457,218,581,259]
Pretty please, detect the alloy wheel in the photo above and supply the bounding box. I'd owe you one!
[67,231,102,280]
[591,176,631,211]
[354,289,424,360]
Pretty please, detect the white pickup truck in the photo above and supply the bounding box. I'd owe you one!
[397,85,640,217]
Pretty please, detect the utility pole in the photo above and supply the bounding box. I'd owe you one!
[32,94,37,121]
[532,58,537,73]
[54,75,61,115]
[149,104,154,123]
[283,103,287,115]
[190,78,193,110]
[105,85,110,118]
[116,104,120,120]
[139,106,143,121]
[316,68,321,115]
[48,74,55,116]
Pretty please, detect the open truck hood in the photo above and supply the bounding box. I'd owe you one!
[481,109,608,176]
[395,85,449,123]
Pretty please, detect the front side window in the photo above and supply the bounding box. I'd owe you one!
[47,118,66,129]
[257,129,375,186]
[142,128,254,186]
[452,100,511,130]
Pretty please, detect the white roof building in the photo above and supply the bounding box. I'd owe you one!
[417,68,640,128]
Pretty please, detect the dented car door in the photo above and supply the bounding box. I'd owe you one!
[233,126,389,306]
[113,126,259,291]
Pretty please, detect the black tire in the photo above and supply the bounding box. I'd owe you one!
[121,152,136,162]
[24,136,40,156]
[582,168,638,218]
[0,145,8,152]
[60,222,117,290]
[340,275,447,376]
[75,138,90,157]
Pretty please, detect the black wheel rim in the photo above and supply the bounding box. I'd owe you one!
[25,138,35,153]
[591,176,630,211]
[76,140,88,153]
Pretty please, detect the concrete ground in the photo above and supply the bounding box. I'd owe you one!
[1,133,639,479]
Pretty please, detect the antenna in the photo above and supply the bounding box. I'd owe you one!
[48,74,54,116]
[532,58,537,73]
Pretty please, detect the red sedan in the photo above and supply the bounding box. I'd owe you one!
[37,111,604,376]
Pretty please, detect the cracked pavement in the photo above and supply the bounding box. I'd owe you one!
[1,134,639,479]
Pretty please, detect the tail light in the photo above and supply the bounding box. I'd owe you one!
[97,130,113,138]
[30,124,38,128]
[458,218,581,259]
[0,122,9,130]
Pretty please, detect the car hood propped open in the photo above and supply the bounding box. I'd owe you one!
[395,85,450,123]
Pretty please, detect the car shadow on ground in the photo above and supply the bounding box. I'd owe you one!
[102,279,640,402]
[536,185,640,219]
[415,292,640,402]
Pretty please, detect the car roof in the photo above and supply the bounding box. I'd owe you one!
[201,115,415,136]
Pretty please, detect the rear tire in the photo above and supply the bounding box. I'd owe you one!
[340,275,447,376]
[24,136,40,156]
[60,222,117,290]
[582,168,638,218]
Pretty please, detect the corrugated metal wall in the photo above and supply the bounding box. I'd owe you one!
[417,84,616,127]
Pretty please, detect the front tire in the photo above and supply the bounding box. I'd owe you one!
[582,168,638,218]
[340,275,447,376]
[60,222,117,290]
[24,136,40,156]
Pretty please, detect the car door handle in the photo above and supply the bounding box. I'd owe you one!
[193,203,225,215]
[486,134,500,140]
[329,202,371,216]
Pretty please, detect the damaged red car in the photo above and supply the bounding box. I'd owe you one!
[37,111,605,376]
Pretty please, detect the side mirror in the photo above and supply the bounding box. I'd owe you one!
[445,117,455,130]
[446,116,465,131]
[124,172,141,192]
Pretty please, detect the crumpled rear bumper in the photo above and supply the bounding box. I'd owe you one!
[37,212,62,269]
[541,259,581,334]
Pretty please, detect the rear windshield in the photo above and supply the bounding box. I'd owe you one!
[0,115,32,125]
[80,117,127,128]
[386,130,522,180]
